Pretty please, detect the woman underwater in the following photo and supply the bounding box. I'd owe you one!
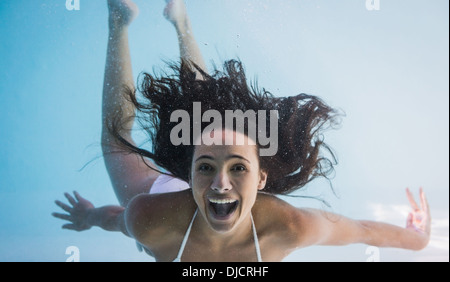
[53,0,431,262]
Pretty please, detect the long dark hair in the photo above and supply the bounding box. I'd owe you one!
[108,60,341,195]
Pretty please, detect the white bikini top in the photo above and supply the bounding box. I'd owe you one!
[173,209,263,262]
[150,174,190,194]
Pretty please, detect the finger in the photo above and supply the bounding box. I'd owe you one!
[52,212,71,221]
[55,200,72,213]
[406,212,414,229]
[73,191,84,202]
[73,191,89,205]
[62,223,78,231]
[419,187,429,214]
[64,192,77,206]
[406,188,420,211]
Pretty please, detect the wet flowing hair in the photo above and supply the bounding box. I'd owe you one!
[109,60,340,195]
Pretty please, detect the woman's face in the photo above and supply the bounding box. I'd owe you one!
[190,129,267,233]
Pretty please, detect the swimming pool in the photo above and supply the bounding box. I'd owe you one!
[0,0,448,262]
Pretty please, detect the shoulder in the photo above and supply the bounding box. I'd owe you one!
[125,189,195,244]
[253,193,302,222]
[253,194,300,239]
[252,193,328,249]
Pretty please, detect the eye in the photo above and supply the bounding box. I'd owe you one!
[231,164,247,172]
[198,163,214,173]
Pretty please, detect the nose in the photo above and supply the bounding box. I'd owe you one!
[211,171,232,193]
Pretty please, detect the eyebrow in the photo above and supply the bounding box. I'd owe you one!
[195,155,251,164]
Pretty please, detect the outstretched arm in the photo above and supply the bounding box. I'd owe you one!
[52,191,130,236]
[294,188,431,251]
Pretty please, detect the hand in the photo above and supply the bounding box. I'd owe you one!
[405,187,431,248]
[52,191,95,231]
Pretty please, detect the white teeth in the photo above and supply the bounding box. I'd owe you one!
[209,198,237,204]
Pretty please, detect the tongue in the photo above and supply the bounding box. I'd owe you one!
[212,203,235,217]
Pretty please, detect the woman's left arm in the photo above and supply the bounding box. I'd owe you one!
[358,188,430,250]
[294,188,431,251]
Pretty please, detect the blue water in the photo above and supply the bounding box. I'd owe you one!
[1,0,448,262]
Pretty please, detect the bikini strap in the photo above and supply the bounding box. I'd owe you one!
[174,208,198,262]
[175,209,262,262]
[251,213,263,262]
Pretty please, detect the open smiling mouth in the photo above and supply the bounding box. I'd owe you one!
[208,198,239,219]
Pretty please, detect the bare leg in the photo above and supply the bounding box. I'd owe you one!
[102,0,160,206]
[101,0,206,206]
[103,0,138,137]
[164,0,208,77]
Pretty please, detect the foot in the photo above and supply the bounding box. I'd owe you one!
[163,0,189,28]
[107,0,139,29]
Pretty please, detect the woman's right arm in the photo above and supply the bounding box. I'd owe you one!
[52,191,168,241]
[52,191,130,236]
